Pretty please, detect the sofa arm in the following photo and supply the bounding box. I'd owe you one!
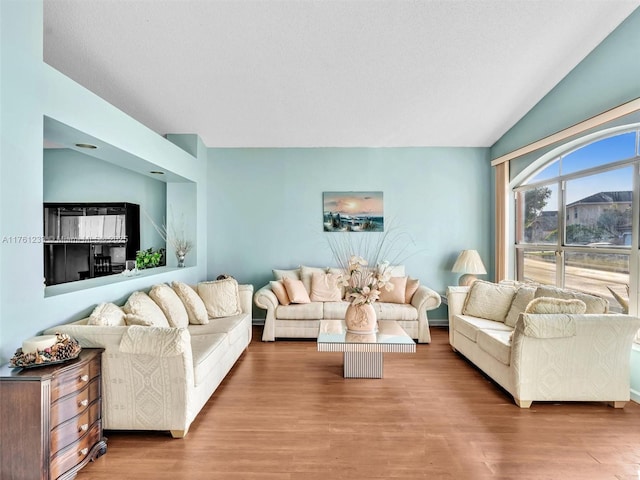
[238,284,254,316]
[411,285,441,343]
[44,323,195,435]
[254,284,278,341]
[511,314,640,405]
[446,286,470,346]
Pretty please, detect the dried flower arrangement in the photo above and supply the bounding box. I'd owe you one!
[143,208,193,264]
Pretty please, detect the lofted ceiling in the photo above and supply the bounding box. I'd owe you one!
[43,0,639,148]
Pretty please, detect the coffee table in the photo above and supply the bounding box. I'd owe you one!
[317,320,416,378]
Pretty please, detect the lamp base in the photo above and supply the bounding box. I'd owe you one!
[458,274,479,287]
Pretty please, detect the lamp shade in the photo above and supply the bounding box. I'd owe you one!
[452,250,487,275]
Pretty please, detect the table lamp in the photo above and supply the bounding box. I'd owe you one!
[452,249,487,286]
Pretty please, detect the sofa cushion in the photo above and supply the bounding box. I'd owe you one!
[462,280,517,322]
[476,329,512,366]
[323,301,350,319]
[283,278,311,304]
[300,265,327,294]
[534,285,608,314]
[454,314,513,343]
[273,267,301,281]
[378,276,408,304]
[198,278,242,318]
[276,302,323,320]
[172,281,209,325]
[504,285,536,328]
[190,333,227,387]
[88,302,125,326]
[123,291,170,328]
[525,297,586,315]
[405,277,420,304]
[149,283,189,328]
[269,280,291,305]
[310,272,342,302]
[124,313,154,326]
[188,314,247,347]
[373,302,418,321]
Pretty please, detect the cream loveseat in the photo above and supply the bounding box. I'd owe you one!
[45,278,253,438]
[254,265,441,343]
[447,281,640,408]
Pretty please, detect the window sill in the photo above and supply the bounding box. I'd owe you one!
[44,266,193,297]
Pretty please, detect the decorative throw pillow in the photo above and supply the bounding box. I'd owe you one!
[149,283,189,328]
[272,268,301,281]
[88,302,125,326]
[378,276,408,304]
[462,280,517,323]
[504,285,536,328]
[534,285,608,314]
[123,291,170,328]
[525,297,587,315]
[282,277,311,304]
[405,277,420,304]
[124,313,154,326]
[172,281,209,325]
[327,267,347,299]
[300,265,328,294]
[310,272,342,302]
[198,277,242,319]
[270,280,291,305]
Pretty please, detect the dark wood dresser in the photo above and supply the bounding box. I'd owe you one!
[0,348,107,480]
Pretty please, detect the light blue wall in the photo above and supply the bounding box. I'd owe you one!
[43,149,167,250]
[208,147,492,321]
[0,1,208,363]
[491,8,640,400]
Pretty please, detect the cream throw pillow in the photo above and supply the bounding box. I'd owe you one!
[123,291,170,328]
[88,302,125,326]
[270,280,291,305]
[283,277,311,304]
[272,268,301,281]
[124,313,154,326]
[405,278,420,304]
[525,297,587,315]
[378,276,408,304]
[300,266,328,294]
[198,277,242,318]
[310,272,342,302]
[149,283,189,328]
[534,285,608,314]
[462,280,517,323]
[172,281,209,325]
[504,285,536,328]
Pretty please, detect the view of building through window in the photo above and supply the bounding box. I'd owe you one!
[514,129,637,313]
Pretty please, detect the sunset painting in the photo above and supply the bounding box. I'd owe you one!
[323,192,384,232]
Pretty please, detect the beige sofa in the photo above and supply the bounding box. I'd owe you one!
[45,282,253,438]
[254,265,441,343]
[447,281,640,408]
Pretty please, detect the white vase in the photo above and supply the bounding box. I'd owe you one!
[344,303,377,334]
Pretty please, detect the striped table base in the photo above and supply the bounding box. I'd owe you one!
[343,352,384,378]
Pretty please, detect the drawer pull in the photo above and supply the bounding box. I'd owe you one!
[79,448,89,456]
[79,423,89,432]
[80,374,89,382]
[78,399,89,407]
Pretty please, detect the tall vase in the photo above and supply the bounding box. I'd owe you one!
[344,303,377,334]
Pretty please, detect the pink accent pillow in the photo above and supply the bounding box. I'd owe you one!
[405,278,420,303]
[378,276,408,304]
[283,277,311,304]
[270,280,291,305]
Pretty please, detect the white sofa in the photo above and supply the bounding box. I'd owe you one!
[254,265,441,343]
[44,283,253,438]
[447,281,640,408]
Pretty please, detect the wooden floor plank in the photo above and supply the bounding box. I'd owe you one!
[76,326,640,479]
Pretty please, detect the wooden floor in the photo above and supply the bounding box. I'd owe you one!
[77,326,640,480]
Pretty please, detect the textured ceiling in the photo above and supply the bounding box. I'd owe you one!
[43,1,639,148]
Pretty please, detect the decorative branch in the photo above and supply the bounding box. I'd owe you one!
[142,207,193,257]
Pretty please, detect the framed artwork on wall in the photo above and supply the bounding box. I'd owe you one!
[323,191,384,232]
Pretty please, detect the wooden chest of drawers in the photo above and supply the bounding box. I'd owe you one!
[0,349,107,480]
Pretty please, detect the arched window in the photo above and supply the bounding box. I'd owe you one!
[513,128,638,313]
